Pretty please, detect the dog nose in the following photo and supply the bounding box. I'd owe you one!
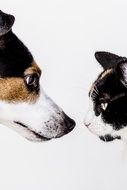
[63,113,76,132]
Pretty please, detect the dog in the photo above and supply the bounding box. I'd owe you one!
[84,51,127,142]
[0,10,75,142]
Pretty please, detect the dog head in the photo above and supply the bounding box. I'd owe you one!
[0,10,75,142]
[84,51,127,142]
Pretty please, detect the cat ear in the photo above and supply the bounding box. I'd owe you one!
[95,51,126,70]
[117,61,127,87]
[0,10,15,36]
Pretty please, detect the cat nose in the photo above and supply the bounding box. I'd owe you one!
[84,110,94,127]
[84,122,91,128]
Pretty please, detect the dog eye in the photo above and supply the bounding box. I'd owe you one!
[24,74,39,88]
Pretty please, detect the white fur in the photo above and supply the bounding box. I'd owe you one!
[84,98,127,140]
[0,88,67,141]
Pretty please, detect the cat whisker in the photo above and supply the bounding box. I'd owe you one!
[94,86,99,95]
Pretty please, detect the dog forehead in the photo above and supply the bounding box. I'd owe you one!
[24,61,41,76]
[0,31,34,77]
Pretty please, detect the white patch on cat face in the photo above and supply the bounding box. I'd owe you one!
[84,98,127,141]
[84,98,113,136]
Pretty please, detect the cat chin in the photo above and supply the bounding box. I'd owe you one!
[86,115,113,136]
[85,114,127,142]
[99,135,121,142]
[112,126,127,141]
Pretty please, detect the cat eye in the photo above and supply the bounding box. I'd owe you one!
[101,103,108,111]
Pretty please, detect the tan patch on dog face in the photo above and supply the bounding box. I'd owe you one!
[24,61,42,77]
[0,61,42,103]
[0,77,39,102]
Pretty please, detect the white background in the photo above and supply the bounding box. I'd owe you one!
[0,0,127,190]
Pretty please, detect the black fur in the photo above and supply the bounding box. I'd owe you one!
[0,31,33,77]
[0,10,15,36]
[92,68,127,130]
[0,10,33,77]
[90,52,127,141]
[99,135,121,142]
[95,51,127,69]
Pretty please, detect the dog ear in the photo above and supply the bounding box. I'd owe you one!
[0,10,15,36]
[95,51,126,70]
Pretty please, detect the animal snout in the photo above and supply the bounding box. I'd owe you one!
[84,122,91,128]
[84,110,94,128]
[84,117,92,128]
[63,113,76,133]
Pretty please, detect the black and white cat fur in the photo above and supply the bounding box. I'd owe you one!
[84,51,127,142]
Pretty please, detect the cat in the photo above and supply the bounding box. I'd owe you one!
[84,51,127,142]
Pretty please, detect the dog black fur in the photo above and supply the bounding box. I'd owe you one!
[0,10,33,77]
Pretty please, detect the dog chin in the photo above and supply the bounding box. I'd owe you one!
[25,131,51,142]
[14,121,73,142]
[14,121,52,142]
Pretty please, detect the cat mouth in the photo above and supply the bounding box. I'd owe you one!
[99,134,121,142]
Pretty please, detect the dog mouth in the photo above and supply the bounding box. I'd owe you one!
[14,121,51,141]
[13,111,76,141]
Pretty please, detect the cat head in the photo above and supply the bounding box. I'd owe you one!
[84,51,127,142]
